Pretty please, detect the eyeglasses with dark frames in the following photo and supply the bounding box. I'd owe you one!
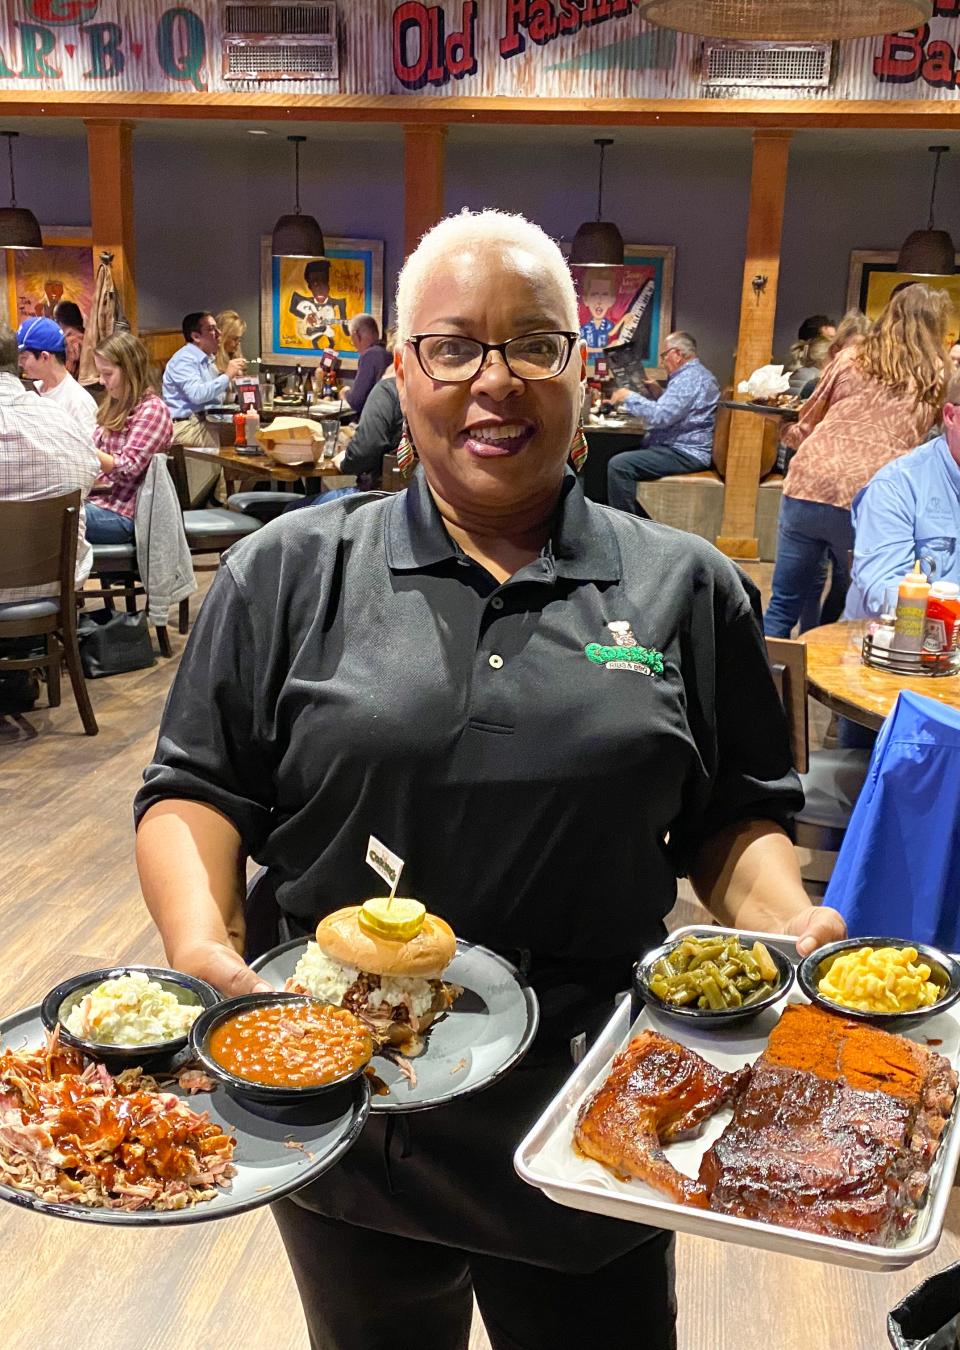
[406,331,579,383]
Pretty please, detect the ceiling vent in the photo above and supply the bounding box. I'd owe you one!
[701,40,833,89]
[223,2,338,82]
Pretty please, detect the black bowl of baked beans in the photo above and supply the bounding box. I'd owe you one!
[189,993,374,1104]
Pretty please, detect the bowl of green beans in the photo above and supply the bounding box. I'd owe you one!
[634,931,794,1027]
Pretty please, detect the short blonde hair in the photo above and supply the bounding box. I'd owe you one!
[395,209,578,343]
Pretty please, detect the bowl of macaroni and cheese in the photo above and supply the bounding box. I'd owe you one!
[41,965,221,1067]
[798,937,960,1029]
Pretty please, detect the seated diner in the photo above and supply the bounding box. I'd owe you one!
[605,331,720,515]
[86,331,174,543]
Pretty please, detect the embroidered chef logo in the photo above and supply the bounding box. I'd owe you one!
[584,622,664,677]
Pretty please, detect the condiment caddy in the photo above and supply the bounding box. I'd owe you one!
[862,562,960,676]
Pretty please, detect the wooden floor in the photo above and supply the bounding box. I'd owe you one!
[0,569,957,1350]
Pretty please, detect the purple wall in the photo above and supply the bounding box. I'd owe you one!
[444,130,752,382]
[133,132,405,355]
[14,126,959,386]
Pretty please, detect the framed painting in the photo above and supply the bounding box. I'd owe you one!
[5,228,94,329]
[569,244,676,379]
[847,250,960,344]
[260,237,384,369]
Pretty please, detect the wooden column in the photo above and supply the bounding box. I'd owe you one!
[85,120,136,329]
[404,124,446,260]
[716,130,793,560]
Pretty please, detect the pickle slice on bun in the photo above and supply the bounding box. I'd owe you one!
[358,897,426,942]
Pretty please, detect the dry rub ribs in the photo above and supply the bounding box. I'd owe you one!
[699,1004,958,1245]
[574,1030,747,1207]
[574,1005,957,1247]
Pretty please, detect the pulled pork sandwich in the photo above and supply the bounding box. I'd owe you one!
[288,903,459,1055]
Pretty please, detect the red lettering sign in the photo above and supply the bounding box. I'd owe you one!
[393,2,477,88]
[873,25,926,82]
[500,0,528,57]
[23,1,99,23]
[922,36,957,86]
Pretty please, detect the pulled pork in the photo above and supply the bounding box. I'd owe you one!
[0,1028,236,1211]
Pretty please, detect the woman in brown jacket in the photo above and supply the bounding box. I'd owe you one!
[764,285,949,637]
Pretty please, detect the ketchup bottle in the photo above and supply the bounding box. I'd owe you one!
[234,411,246,447]
[922,581,960,663]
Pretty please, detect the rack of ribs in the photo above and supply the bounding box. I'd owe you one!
[574,1030,747,1208]
[699,1004,958,1245]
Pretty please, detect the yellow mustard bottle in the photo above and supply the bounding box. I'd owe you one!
[893,560,930,652]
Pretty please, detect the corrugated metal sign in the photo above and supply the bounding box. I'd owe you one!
[0,0,959,99]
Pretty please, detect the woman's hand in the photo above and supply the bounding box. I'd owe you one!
[783,904,847,958]
[173,938,273,998]
[691,820,848,958]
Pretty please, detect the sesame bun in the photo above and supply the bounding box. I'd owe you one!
[315,905,456,978]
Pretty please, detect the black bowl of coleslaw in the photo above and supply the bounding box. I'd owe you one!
[40,965,220,1069]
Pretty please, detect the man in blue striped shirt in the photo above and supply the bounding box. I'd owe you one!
[606,331,719,516]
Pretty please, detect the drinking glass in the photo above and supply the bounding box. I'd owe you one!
[321,419,340,459]
[881,585,899,625]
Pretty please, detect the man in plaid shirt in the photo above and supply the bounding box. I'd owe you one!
[0,324,99,602]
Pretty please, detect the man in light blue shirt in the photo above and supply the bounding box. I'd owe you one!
[605,331,720,516]
[162,310,245,449]
[844,387,960,619]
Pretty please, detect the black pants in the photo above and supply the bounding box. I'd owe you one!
[272,1200,676,1350]
[606,443,709,516]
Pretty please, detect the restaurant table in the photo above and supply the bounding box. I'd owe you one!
[581,420,647,504]
[210,402,357,426]
[181,444,346,492]
[801,620,960,731]
[720,398,800,423]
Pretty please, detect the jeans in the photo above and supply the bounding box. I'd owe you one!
[763,495,854,637]
[283,486,358,513]
[607,443,709,516]
[85,502,135,542]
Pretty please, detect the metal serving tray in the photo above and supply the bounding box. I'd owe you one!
[514,926,960,1272]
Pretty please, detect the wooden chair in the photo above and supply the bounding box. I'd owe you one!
[0,492,97,736]
[764,636,869,855]
[166,443,261,633]
[379,451,408,493]
[86,544,172,658]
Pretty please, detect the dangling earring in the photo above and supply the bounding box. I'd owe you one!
[569,425,589,473]
[395,419,417,477]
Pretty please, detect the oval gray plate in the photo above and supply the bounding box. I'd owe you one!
[0,1004,369,1226]
[251,938,540,1114]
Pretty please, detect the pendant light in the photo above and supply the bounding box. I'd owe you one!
[0,132,42,251]
[271,134,325,258]
[636,0,932,41]
[897,146,955,277]
[570,139,624,268]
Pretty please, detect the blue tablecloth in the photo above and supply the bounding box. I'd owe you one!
[825,690,960,951]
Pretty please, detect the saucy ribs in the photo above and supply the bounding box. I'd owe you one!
[575,1004,958,1246]
[574,1030,745,1207]
[700,1005,958,1245]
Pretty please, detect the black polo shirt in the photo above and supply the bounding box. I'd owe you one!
[136,468,801,1027]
